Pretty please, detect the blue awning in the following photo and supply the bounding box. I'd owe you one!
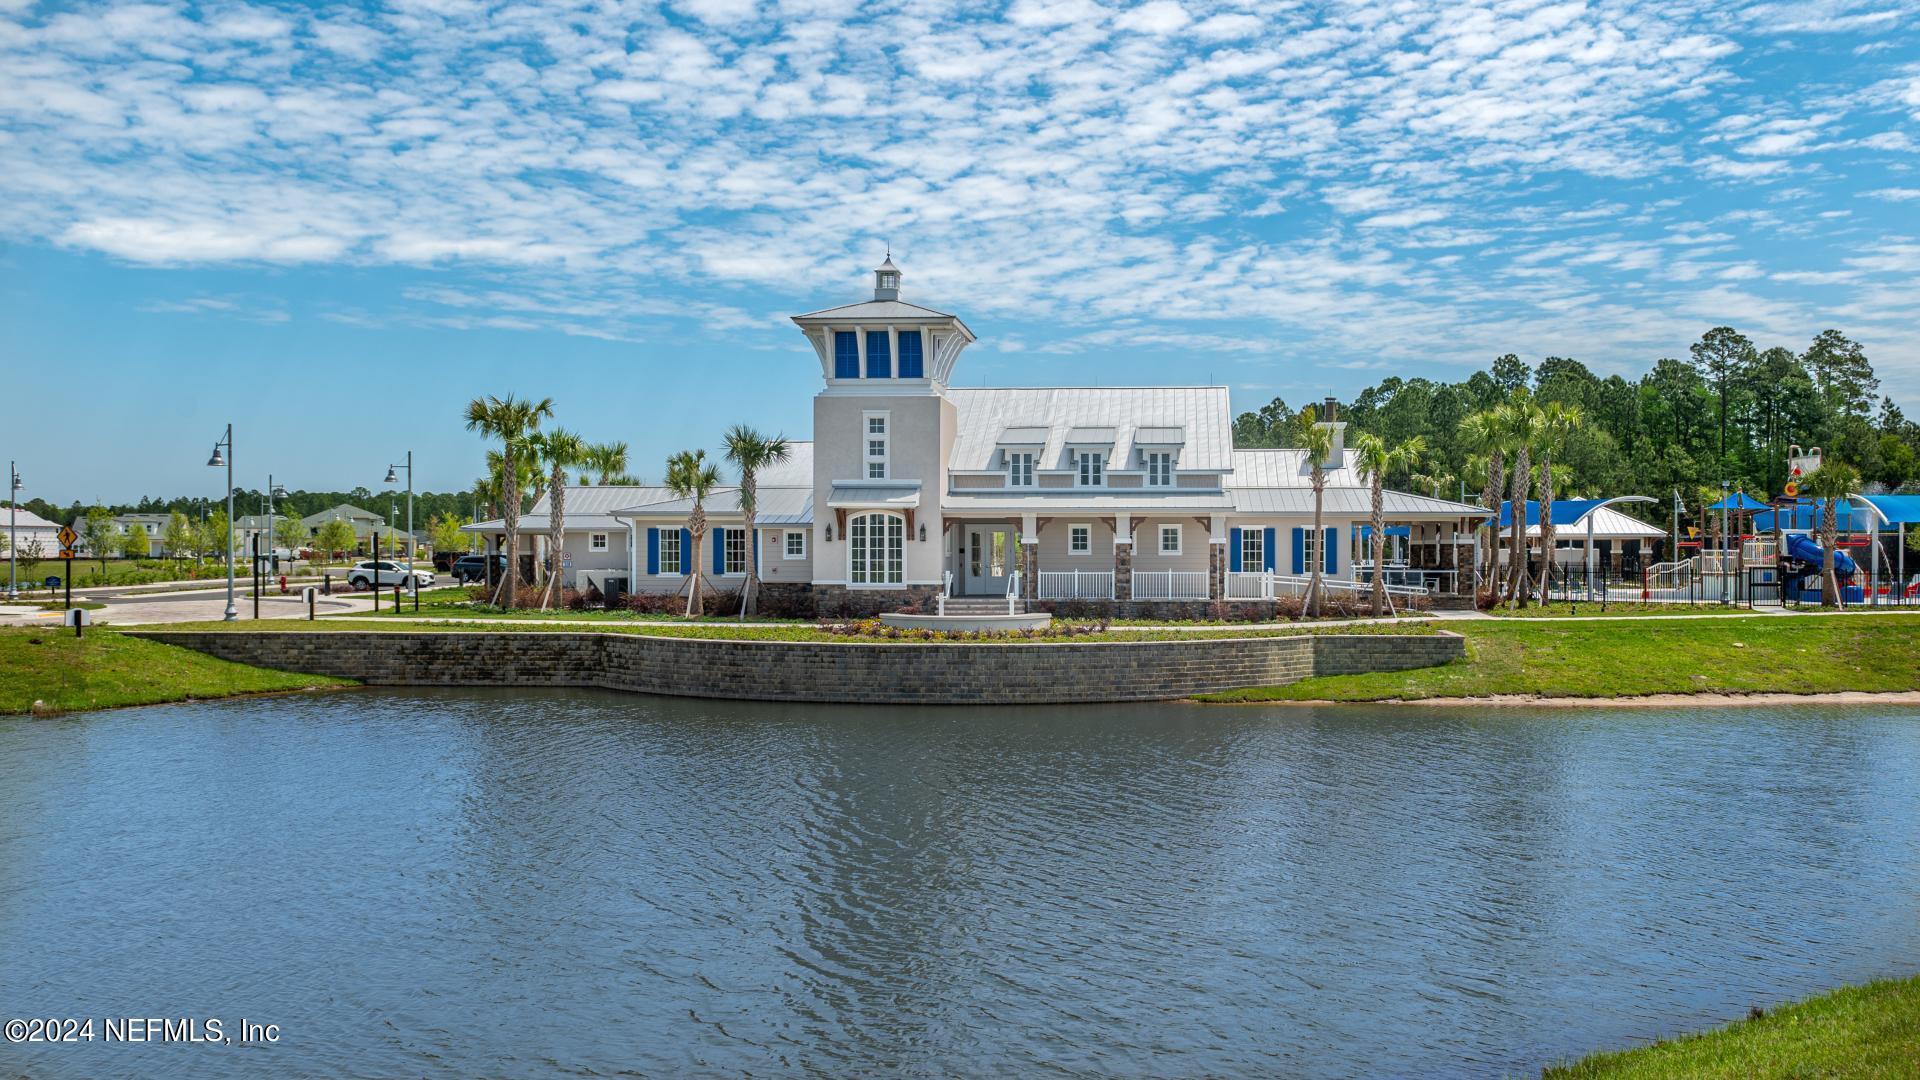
[1358,524,1412,540]
[1708,493,1771,512]
[1496,499,1638,529]
[1752,497,1908,532]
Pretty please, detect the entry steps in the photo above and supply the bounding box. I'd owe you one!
[941,596,1030,615]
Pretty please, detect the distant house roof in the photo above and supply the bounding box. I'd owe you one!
[6,509,63,531]
[948,387,1234,473]
[301,504,383,527]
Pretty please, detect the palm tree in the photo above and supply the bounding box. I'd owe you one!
[532,428,589,609]
[463,394,554,608]
[1296,406,1336,618]
[579,441,635,486]
[722,425,792,618]
[1801,462,1860,608]
[1458,409,1505,602]
[1531,402,1583,602]
[1352,432,1428,616]
[665,449,722,617]
[1499,397,1544,607]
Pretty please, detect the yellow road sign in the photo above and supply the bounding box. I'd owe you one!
[59,548,76,560]
[57,525,78,548]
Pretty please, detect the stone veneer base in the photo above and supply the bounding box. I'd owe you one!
[131,629,1463,706]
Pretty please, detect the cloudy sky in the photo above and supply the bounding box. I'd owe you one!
[3,0,1918,500]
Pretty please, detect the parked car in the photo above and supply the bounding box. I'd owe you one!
[450,554,508,584]
[345,560,434,591]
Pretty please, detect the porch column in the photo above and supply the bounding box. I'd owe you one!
[1208,514,1228,599]
[1114,512,1133,601]
[1021,513,1039,600]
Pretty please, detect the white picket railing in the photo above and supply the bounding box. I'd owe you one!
[1227,571,1428,601]
[938,570,952,616]
[1037,569,1114,600]
[1006,570,1022,614]
[1130,569,1210,600]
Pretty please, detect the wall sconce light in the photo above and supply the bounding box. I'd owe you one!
[825,523,833,542]
[918,523,927,542]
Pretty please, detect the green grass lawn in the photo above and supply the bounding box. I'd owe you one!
[132,617,1443,644]
[1546,975,1920,1079]
[1489,601,1764,618]
[1198,613,1920,702]
[0,627,354,715]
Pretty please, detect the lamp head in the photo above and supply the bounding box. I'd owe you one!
[384,467,399,484]
[272,486,288,498]
[207,447,226,468]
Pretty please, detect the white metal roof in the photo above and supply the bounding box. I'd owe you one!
[5,509,64,530]
[1135,426,1186,444]
[616,486,814,525]
[1228,448,1365,488]
[1523,505,1664,539]
[999,426,1050,445]
[1230,487,1488,518]
[791,298,964,322]
[752,441,813,488]
[948,387,1234,473]
[827,482,923,509]
[942,492,1234,512]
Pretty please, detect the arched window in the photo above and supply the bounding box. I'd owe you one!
[847,512,905,585]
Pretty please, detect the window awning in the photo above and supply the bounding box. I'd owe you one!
[827,481,922,509]
[998,426,1049,445]
[1134,426,1186,444]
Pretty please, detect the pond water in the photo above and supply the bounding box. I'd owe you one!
[2,689,1918,1078]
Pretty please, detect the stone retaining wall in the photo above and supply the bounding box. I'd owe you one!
[130,629,1463,705]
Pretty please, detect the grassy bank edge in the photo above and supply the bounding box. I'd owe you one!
[1543,974,1920,1078]
[1,627,356,716]
[126,619,1449,644]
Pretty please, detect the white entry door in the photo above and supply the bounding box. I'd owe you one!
[962,526,1015,595]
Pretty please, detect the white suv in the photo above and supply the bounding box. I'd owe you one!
[346,560,434,591]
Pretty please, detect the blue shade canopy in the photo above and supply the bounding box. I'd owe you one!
[1495,499,1639,529]
[1708,493,1771,512]
[1358,525,1412,540]
[1755,495,1920,531]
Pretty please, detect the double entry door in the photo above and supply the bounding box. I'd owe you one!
[959,524,1017,596]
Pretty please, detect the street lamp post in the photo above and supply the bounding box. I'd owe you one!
[266,475,288,574]
[7,461,20,601]
[207,425,236,621]
[385,451,413,565]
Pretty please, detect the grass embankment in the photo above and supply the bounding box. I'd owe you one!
[134,617,1442,644]
[0,627,353,715]
[1546,974,1920,1079]
[1489,601,1763,619]
[1198,613,1920,702]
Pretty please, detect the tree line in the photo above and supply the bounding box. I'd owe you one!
[1235,327,1918,515]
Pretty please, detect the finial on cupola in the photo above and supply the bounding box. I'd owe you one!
[873,252,901,301]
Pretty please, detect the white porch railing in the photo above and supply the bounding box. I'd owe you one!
[938,570,952,616]
[1130,569,1209,600]
[1037,569,1114,600]
[1006,570,1022,614]
[1227,571,1430,601]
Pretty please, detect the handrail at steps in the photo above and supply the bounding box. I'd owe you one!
[939,570,952,616]
[1006,570,1021,614]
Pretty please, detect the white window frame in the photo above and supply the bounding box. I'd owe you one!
[1069,523,1091,554]
[1074,449,1105,487]
[784,529,807,559]
[1241,530,1265,573]
[1007,451,1035,487]
[1145,451,1174,487]
[864,411,890,481]
[1159,524,1182,555]
[847,511,905,586]
[589,532,608,551]
[1301,529,1321,572]
[659,529,682,575]
[722,528,748,575]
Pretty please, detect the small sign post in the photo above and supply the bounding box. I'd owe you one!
[63,607,90,639]
[57,525,78,610]
[301,586,318,621]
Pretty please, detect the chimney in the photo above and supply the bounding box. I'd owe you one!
[1317,397,1346,468]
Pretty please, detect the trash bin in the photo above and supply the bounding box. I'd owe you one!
[604,576,628,609]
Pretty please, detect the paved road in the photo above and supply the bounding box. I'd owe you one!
[0,585,378,627]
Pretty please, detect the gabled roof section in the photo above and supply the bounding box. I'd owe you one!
[791,298,965,324]
[300,503,383,526]
[525,485,678,526]
[1229,449,1365,488]
[949,387,1233,472]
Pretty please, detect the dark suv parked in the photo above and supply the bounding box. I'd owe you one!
[451,554,508,584]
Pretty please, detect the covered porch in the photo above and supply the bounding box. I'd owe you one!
[943,513,1224,602]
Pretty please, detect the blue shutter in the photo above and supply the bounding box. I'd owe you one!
[865,330,892,378]
[1291,528,1305,574]
[833,332,860,379]
[1325,528,1337,574]
[713,528,726,574]
[897,330,924,377]
[647,528,659,575]
[1229,528,1242,572]
[680,528,693,575]
[1263,527,1277,572]
[752,529,760,572]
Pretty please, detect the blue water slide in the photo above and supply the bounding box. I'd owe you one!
[1784,533,1857,578]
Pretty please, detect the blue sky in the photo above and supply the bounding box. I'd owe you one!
[3,0,1918,502]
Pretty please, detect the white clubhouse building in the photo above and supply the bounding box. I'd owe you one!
[470,260,1488,613]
